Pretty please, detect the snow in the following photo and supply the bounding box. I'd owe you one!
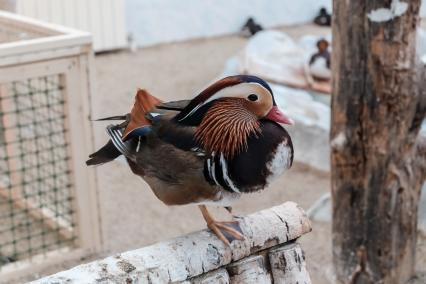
[331,132,347,150]
[368,0,409,22]
[236,30,331,89]
[418,28,426,63]
[239,31,306,86]
[272,84,330,131]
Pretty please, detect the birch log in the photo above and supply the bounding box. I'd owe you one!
[32,202,311,284]
[189,268,230,284]
[227,255,271,284]
[268,242,311,284]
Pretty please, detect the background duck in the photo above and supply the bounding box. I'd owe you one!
[87,75,294,245]
[314,7,332,27]
[307,39,331,82]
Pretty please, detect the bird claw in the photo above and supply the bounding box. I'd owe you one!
[207,220,244,246]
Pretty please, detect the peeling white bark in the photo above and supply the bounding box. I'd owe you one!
[269,242,312,284]
[368,0,408,22]
[189,269,230,284]
[331,132,347,150]
[31,202,311,284]
[227,255,271,284]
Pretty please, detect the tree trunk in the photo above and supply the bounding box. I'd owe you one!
[331,1,426,283]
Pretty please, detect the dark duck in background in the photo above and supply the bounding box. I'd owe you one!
[314,7,331,27]
[240,17,263,37]
[87,75,294,245]
[306,39,331,83]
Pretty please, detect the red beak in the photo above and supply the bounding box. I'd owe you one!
[265,106,294,125]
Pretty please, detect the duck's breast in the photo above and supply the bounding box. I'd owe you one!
[227,121,293,193]
[265,136,293,185]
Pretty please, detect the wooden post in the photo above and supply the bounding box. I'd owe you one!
[227,255,271,284]
[268,242,311,284]
[331,0,426,283]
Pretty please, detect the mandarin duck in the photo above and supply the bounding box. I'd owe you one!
[87,75,294,245]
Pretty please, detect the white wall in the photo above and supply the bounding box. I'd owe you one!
[126,0,332,47]
[16,0,127,51]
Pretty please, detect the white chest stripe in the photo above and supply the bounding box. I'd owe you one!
[208,156,219,185]
[219,153,241,193]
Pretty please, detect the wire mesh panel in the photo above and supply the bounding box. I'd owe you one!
[0,75,77,268]
[0,12,101,281]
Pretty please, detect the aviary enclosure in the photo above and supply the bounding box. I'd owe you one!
[0,11,101,281]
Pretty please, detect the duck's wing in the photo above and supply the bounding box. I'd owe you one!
[156,100,191,111]
[87,90,204,165]
[124,90,200,152]
[152,115,201,153]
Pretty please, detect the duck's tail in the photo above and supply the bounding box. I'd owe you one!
[86,139,121,166]
[86,89,162,166]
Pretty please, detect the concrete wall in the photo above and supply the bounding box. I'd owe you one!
[126,0,332,47]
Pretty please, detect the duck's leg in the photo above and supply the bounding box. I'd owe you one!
[198,205,244,245]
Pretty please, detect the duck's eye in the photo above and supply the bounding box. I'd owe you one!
[247,94,258,102]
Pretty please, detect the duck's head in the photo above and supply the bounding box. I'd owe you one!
[174,75,293,126]
[174,75,293,157]
[316,39,329,53]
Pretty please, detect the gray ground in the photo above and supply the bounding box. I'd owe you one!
[11,23,426,283]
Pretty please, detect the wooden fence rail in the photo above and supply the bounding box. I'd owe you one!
[32,202,312,284]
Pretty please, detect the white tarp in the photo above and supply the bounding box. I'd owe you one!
[237,30,331,91]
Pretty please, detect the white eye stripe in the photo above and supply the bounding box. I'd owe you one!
[180,82,271,122]
[204,82,270,104]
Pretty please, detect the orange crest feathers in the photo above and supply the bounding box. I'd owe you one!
[122,89,163,140]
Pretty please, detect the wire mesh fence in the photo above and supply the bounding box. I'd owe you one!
[0,75,77,268]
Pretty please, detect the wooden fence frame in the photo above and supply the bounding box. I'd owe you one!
[0,11,102,282]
